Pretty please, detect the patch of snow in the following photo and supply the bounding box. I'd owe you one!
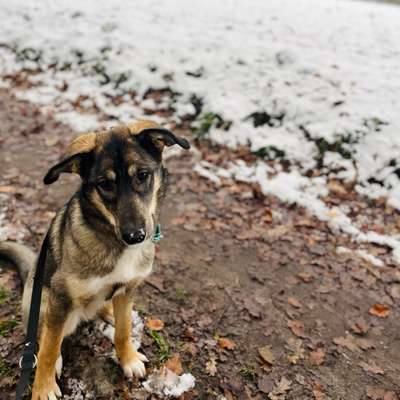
[336,246,384,268]
[96,310,144,350]
[142,367,195,398]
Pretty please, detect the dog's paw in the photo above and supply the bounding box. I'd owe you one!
[98,302,115,325]
[121,348,148,378]
[32,378,62,400]
[55,355,63,379]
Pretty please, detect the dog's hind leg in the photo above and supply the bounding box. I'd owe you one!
[112,293,148,378]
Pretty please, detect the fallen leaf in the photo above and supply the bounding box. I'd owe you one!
[384,391,398,400]
[309,347,325,366]
[356,338,375,351]
[205,357,217,377]
[366,386,386,400]
[369,304,391,318]
[258,345,276,365]
[287,297,302,309]
[165,354,183,376]
[286,338,304,364]
[350,317,370,335]
[0,185,16,193]
[287,320,305,338]
[45,134,59,147]
[268,377,291,400]
[146,318,165,331]
[297,272,313,283]
[333,334,360,352]
[217,337,236,350]
[258,376,274,393]
[359,360,384,375]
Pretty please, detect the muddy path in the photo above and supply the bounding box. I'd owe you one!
[0,90,399,399]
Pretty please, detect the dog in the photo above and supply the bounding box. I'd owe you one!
[0,120,190,400]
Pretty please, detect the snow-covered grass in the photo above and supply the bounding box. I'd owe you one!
[0,0,399,263]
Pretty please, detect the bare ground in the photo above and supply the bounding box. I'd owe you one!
[0,90,399,399]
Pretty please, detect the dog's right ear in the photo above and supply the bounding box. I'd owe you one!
[43,132,96,185]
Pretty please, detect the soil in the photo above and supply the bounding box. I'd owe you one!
[0,89,399,400]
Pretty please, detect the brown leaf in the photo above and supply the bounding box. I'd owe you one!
[369,304,391,318]
[146,318,164,331]
[268,377,291,399]
[333,334,360,352]
[165,354,183,375]
[309,347,325,366]
[286,338,304,364]
[287,319,305,338]
[350,317,370,335]
[356,338,375,351]
[287,297,302,309]
[297,272,313,283]
[258,345,276,365]
[258,376,274,393]
[384,391,399,400]
[0,185,16,193]
[205,357,217,377]
[359,360,384,375]
[218,337,236,350]
[366,386,386,400]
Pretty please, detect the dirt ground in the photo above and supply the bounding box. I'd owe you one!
[0,89,399,400]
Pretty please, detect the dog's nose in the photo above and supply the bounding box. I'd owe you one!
[122,228,146,245]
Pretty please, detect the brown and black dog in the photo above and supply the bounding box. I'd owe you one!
[0,120,190,399]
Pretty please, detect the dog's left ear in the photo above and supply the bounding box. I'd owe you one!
[43,132,97,185]
[136,128,190,154]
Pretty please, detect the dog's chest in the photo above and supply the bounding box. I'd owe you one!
[86,245,153,295]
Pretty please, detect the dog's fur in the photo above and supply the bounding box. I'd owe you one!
[0,120,189,400]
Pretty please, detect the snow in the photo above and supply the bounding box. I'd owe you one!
[142,367,196,398]
[0,0,400,263]
[96,310,144,350]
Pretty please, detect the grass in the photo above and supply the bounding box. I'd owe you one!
[191,111,232,139]
[149,330,170,362]
[175,287,187,301]
[0,286,7,305]
[239,365,256,381]
[0,319,20,336]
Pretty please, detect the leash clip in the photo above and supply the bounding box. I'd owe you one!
[19,342,38,370]
[19,354,38,369]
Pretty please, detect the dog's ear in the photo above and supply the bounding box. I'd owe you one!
[136,128,190,155]
[43,132,97,185]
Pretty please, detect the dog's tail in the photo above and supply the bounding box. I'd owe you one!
[0,242,36,286]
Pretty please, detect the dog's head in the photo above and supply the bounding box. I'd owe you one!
[44,120,190,246]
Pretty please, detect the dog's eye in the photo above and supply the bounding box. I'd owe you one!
[137,170,150,182]
[97,180,115,192]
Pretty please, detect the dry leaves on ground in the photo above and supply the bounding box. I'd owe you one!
[146,318,165,331]
[217,337,236,350]
[369,304,391,318]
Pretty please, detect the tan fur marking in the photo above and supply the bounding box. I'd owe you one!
[127,164,135,177]
[32,320,64,400]
[126,120,160,135]
[113,293,134,358]
[105,170,116,181]
[90,190,116,227]
[149,172,161,218]
[65,132,97,157]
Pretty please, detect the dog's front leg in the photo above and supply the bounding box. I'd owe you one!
[31,312,65,400]
[113,293,148,378]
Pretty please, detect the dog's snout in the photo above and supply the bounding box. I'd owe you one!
[122,228,146,245]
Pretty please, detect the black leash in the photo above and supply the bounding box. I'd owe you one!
[16,233,49,400]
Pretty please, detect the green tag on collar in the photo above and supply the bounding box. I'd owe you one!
[152,223,163,243]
